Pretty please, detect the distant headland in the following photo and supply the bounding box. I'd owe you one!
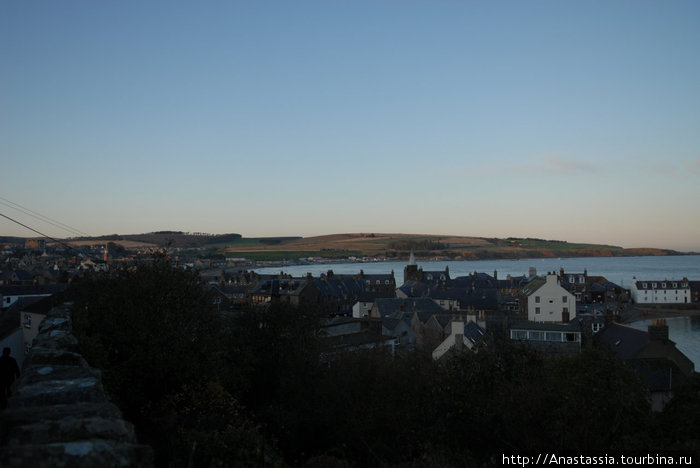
[2,232,695,262]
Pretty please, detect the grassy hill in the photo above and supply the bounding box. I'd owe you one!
[15,232,686,261]
[219,233,683,261]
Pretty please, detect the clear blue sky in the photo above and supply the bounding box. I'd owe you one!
[2,1,699,250]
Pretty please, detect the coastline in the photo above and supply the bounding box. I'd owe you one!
[619,303,700,324]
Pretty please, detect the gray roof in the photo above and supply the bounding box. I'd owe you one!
[519,278,546,297]
[375,298,444,319]
[594,323,649,359]
[462,321,486,346]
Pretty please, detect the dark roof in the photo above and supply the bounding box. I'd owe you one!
[397,281,430,297]
[594,323,649,359]
[12,270,33,281]
[219,284,248,294]
[375,298,444,319]
[458,289,499,310]
[357,290,396,302]
[313,276,365,299]
[519,278,546,297]
[382,317,410,333]
[249,278,309,296]
[431,314,453,329]
[0,284,67,297]
[463,321,486,346]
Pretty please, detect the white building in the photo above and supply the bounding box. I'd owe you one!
[631,278,690,304]
[521,274,576,323]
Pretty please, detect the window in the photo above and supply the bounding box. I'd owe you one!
[643,283,648,288]
[546,332,562,342]
[562,296,568,303]
[662,283,666,288]
[565,333,579,342]
[569,277,575,283]
[673,283,678,288]
[529,331,544,341]
[535,296,540,303]
[512,330,528,340]
[535,307,541,314]
[549,310,554,315]
[579,276,585,284]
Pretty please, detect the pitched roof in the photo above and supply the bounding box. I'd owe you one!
[594,323,649,359]
[462,321,486,346]
[519,278,546,296]
[374,297,444,319]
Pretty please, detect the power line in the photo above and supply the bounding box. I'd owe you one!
[0,211,82,254]
[0,196,89,237]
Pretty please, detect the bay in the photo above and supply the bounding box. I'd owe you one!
[255,255,700,287]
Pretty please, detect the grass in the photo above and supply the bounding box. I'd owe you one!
[225,250,361,261]
[516,240,622,251]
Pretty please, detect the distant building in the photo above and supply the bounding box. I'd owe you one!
[248,276,318,307]
[403,251,449,284]
[630,278,690,304]
[24,239,46,252]
[558,267,629,306]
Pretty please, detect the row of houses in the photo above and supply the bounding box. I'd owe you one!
[2,250,698,410]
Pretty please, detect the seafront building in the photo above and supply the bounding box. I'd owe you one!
[630,278,691,304]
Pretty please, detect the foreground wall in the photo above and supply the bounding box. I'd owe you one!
[0,305,153,467]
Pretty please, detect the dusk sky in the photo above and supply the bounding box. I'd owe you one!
[2,1,699,251]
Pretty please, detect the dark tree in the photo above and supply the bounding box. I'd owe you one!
[71,256,236,466]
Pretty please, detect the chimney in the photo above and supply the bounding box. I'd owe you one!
[529,267,536,278]
[648,319,669,342]
[493,269,498,280]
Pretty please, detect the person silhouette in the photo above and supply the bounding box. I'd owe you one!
[0,347,20,409]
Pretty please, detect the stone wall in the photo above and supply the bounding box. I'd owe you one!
[0,305,153,467]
